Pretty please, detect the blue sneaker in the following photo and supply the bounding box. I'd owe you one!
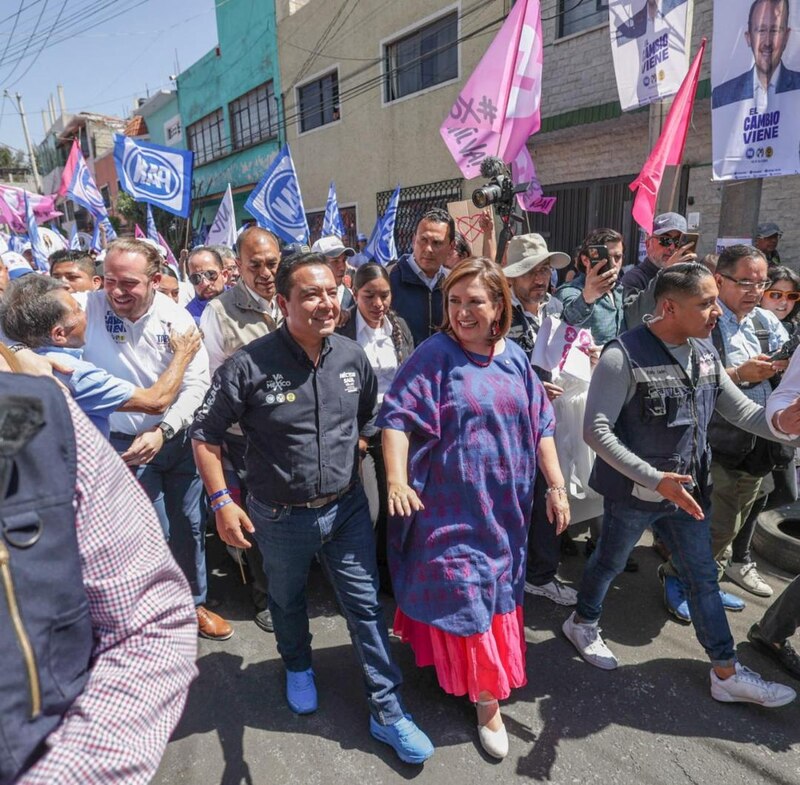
[370,714,434,764]
[719,589,746,612]
[659,567,691,623]
[286,668,317,714]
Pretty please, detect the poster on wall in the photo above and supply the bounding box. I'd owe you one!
[609,0,692,111]
[712,0,800,180]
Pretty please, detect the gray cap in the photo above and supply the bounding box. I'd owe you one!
[503,234,570,278]
[652,212,688,235]
[756,222,782,238]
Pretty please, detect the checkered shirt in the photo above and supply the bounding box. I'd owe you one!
[19,395,198,784]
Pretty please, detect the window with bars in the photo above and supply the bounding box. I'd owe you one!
[230,81,279,150]
[187,109,225,165]
[559,0,609,38]
[384,10,458,103]
[297,71,340,134]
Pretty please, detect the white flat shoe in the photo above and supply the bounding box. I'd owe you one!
[476,698,508,759]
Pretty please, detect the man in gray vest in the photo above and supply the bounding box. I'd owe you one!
[562,262,800,707]
[199,226,283,633]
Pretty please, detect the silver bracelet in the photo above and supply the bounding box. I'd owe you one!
[545,486,567,496]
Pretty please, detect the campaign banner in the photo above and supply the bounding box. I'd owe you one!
[609,0,691,111]
[114,134,193,217]
[711,0,800,180]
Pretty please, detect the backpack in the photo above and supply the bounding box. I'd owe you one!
[0,375,93,784]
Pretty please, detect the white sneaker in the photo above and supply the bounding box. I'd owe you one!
[562,612,618,670]
[524,578,578,606]
[724,562,773,597]
[710,662,796,707]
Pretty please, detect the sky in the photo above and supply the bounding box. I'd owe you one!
[0,0,219,158]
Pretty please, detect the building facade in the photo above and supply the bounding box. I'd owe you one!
[276,0,798,263]
[177,0,283,227]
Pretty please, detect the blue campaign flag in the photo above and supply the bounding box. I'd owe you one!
[322,181,345,238]
[24,193,50,271]
[146,204,158,242]
[69,222,80,250]
[113,133,193,218]
[8,234,28,254]
[90,221,102,253]
[244,145,309,244]
[67,153,108,221]
[364,185,400,266]
[100,215,117,242]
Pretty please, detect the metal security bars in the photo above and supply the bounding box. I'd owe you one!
[186,109,225,166]
[376,178,463,257]
[229,81,279,150]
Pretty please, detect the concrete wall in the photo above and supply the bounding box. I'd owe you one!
[278,0,508,236]
[177,0,282,223]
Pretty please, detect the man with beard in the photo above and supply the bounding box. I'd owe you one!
[185,246,230,324]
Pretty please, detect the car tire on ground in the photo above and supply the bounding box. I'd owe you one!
[753,503,800,575]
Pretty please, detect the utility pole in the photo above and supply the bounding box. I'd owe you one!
[6,91,42,192]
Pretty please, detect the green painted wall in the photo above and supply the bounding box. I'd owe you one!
[145,94,180,148]
[177,0,282,225]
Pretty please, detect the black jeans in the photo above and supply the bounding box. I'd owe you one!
[526,472,560,586]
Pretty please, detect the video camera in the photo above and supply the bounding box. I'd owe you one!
[471,157,529,220]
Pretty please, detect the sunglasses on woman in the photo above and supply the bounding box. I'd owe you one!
[188,270,220,285]
[764,289,800,302]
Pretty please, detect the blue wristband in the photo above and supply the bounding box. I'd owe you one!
[209,488,231,503]
[212,498,234,513]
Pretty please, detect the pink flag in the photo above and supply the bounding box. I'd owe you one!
[630,39,706,233]
[440,0,554,212]
[157,231,180,275]
[58,140,81,198]
[134,224,145,239]
[0,185,61,233]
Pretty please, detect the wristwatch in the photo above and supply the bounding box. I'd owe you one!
[158,422,176,441]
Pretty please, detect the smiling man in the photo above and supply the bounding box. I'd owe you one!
[712,0,800,110]
[563,262,800,708]
[76,238,231,642]
[190,253,434,764]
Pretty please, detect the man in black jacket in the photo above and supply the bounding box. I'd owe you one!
[389,208,454,346]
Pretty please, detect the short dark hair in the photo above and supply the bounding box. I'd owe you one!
[416,208,455,243]
[0,275,69,348]
[716,244,766,275]
[187,246,223,270]
[749,0,789,32]
[768,264,800,290]
[654,262,713,301]
[353,262,390,292]
[453,232,472,259]
[161,265,178,280]
[275,252,331,299]
[49,249,95,278]
[580,228,624,257]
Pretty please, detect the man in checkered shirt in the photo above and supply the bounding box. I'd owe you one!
[17,392,197,784]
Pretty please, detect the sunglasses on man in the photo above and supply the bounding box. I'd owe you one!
[188,270,220,285]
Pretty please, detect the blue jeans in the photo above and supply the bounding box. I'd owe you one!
[110,431,207,606]
[576,498,735,667]
[248,485,405,725]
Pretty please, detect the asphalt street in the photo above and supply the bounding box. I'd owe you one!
[154,524,800,785]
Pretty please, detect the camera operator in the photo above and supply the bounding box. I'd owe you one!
[555,228,626,345]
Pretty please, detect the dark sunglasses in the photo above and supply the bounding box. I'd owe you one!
[764,289,800,302]
[188,270,220,285]
[657,235,681,247]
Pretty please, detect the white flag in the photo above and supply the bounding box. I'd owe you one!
[206,184,237,248]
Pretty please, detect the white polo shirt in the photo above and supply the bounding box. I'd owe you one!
[77,290,210,436]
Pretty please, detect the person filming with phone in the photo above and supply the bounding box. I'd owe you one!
[621,212,698,299]
[556,228,627,345]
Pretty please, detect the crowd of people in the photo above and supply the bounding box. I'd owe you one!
[1,210,799,782]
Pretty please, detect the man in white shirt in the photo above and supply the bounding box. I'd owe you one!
[79,237,232,641]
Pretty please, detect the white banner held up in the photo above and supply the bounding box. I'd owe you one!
[206,184,237,248]
[609,0,691,111]
[711,0,800,180]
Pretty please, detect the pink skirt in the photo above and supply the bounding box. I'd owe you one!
[393,606,527,703]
